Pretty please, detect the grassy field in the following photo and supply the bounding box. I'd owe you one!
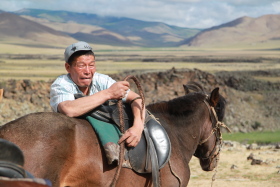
[223,131,280,144]
[0,42,280,81]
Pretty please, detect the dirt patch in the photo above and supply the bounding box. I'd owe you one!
[188,142,280,187]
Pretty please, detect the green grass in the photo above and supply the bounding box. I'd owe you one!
[222,131,280,144]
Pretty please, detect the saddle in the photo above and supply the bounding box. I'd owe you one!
[0,162,52,187]
[0,161,34,178]
[75,94,171,186]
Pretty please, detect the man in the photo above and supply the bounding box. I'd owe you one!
[50,41,145,147]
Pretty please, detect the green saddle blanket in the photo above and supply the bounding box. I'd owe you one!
[86,116,121,164]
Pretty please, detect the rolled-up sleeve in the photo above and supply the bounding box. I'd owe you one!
[50,75,77,112]
[50,82,75,112]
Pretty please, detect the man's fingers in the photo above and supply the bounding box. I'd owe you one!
[118,128,141,147]
[118,132,129,144]
[127,139,139,147]
[122,81,130,87]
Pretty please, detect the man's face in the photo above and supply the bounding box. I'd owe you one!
[65,54,96,91]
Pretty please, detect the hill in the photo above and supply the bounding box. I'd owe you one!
[13,8,200,47]
[0,12,75,46]
[19,15,134,46]
[182,14,280,47]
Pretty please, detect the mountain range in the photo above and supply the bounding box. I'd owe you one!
[183,14,280,47]
[0,9,279,48]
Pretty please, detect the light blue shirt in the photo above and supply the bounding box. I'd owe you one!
[50,72,117,112]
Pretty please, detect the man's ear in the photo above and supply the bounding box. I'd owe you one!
[65,63,71,73]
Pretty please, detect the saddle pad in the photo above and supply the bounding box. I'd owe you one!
[86,116,121,164]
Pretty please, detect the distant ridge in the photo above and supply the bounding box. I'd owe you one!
[13,8,200,47]
[182,14,280,47]
[0,12,75,45]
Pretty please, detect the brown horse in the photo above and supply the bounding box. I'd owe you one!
[0,83,227,187]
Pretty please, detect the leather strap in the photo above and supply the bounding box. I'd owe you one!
[144,127,160,187]
[129,97,141,105]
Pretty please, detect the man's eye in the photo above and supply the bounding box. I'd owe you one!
[77,64,85,68]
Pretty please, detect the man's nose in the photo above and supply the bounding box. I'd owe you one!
[84,66,91,73]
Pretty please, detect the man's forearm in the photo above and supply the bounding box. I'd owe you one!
[58,90,111,117]
[131,98,145,128]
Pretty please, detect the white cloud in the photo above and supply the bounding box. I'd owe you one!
[0,0,279,28]
[272,1,280,12]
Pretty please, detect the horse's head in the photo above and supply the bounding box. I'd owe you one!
[189,86,228,171]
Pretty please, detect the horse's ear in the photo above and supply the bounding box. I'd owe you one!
[183,84,190,94]
[209,87,219,107]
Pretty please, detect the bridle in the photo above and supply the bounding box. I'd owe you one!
[194,98,231,160]
[193,97,231,187]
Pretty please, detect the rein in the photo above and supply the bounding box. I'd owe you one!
[110,75,145,187]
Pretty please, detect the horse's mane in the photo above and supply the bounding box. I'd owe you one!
[148,93,207,115]
[147,82,208,115]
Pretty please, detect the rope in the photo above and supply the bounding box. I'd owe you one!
[211,168,217,187]
[124,75,145,119]
[110,75,145,187]
[168,160,182,187]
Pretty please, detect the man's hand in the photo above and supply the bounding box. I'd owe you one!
[118,121,144,147]
[117,88,145,147]
[108,81,130,100]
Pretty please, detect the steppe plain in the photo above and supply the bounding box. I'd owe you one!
[1,41,280,81]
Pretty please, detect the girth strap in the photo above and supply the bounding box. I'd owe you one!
[143,127,160,187]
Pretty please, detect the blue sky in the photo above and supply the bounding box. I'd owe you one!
[1,0,280,28]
